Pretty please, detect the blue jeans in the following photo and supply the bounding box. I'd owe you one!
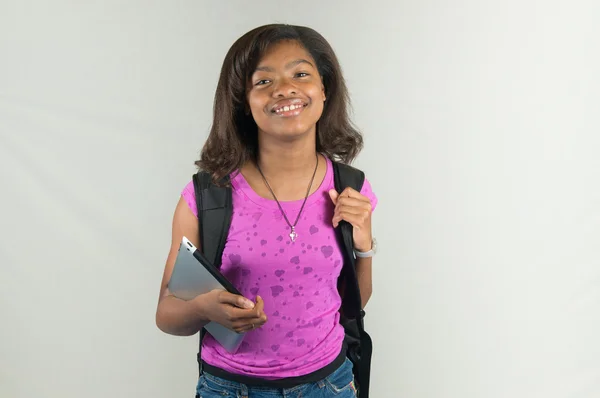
[195,358,357,398]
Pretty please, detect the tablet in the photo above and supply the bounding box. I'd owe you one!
[168,236,245,353]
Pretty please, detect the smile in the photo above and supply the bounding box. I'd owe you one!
[270,101,308,117]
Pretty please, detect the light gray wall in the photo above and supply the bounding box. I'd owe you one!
[1,1,598,397]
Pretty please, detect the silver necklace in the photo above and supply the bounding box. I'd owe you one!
[256,154,319,242]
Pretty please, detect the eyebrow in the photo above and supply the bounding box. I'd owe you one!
[254,59,314,73]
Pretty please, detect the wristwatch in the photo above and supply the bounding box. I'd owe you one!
[354,238,377,258]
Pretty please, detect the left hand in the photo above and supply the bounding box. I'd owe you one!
[328,188,373,252]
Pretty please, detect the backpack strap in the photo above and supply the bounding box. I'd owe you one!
[192,171,232,268]
[192,170,232,375]
[331,160,372,398]
[331,161,365,318]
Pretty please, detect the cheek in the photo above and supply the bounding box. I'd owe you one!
[310,103,324,121]
[308,87,326,109]
[248,98,268,123]
[309,93,325,116]
[247,95,261,113]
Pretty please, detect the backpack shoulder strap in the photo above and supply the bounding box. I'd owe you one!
[331,160,372,398]
[192,171,232,269]
[331,160,365,318]
[332,161,365,195]
[192,170,232,376]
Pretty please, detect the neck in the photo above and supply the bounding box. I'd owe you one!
[255,134,318,180]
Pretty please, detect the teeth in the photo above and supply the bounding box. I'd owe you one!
[275,104,304,113]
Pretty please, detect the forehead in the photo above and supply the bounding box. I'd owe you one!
[255,40,316,68]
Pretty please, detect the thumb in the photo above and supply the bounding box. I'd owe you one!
[255,295,265,311]
[328,189,339,205]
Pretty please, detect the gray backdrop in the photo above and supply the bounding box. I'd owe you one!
[1,1,599,397]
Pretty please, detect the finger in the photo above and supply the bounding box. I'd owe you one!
[217,291,255,309]
[232,312,268,332]
[236,296,267,331]
[328,189,339,205]
[254,295,265,312]
[254,296,267,321]
[224,294,266,321]
[336,196,371,209]
[336,204,370,216]
[235,323,257,334]
[333,212,369,230]
[332,204,371,227]
[249,295,265,317]
[225,306,265,322]
[332,208,359,227]
[232,317,265,333]
[239,314,268,329]
[339,187,364,200]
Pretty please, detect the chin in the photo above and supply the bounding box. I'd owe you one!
[260,121,317,140]
[276,127,314,140]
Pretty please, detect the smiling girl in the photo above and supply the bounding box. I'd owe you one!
[156,24,378,398]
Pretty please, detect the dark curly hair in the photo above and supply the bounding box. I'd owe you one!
[196,24,363,183]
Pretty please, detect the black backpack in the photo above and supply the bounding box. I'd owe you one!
[192,160,372,397]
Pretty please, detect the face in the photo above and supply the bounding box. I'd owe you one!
[246,40,326,140]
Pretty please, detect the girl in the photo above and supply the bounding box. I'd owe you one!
[156,24,378,398]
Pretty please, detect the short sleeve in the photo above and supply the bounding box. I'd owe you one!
[181,180,198,217]
[360,177,378,212]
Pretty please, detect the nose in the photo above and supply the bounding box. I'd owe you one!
[272,77,297,97]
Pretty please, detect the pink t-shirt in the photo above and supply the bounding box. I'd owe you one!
[181,156,377,379]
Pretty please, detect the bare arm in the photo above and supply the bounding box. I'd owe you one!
[155,197,268,336]
[155,197,209,336]
[356,256,373,308]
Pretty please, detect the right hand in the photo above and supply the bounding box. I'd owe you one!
[194,290,267,333]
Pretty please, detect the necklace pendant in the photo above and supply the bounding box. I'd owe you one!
[289,227,298,242]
